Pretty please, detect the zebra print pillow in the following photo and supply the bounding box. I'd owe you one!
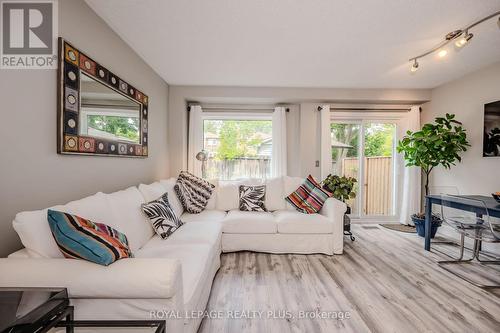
[239,185,267,212]
[141,192,183,239]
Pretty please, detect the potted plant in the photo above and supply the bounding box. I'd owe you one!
[323,175,357,239]
[397,113,470,237]
[323,174,357,203]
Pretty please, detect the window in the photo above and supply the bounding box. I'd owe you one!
[331,120,397,217]
[202,118,273,180]
[331,123,361,215]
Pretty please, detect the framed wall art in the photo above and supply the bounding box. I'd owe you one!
[483,100,500,157]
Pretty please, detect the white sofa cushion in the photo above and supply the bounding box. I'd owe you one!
[205,179,218,210]
[12,192,111,258]
[103,187,154,252]
[142,221,222,248]
[135,243,214,310]
[215,181,240,211]
[8,248,43,259]
[222,210,277,234]
[274,210,333,234]
[283,176,305,211]
[159,179,184,217]
[264,177,286,211]
[181,210,227,223]
[0,258,182,299]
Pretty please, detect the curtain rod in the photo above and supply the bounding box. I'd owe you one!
[188,105,289,112]
[317,106,412,112]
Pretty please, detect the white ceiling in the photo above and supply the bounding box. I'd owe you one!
[85,0,500,89]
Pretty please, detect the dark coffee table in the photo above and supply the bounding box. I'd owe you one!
[0,288,165,333]
[0,288,73,333]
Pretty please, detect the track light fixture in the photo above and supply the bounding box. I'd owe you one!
[455,30,474,48]
[409,10,500,73]
[410,59,419,72]
[437,49,448,58]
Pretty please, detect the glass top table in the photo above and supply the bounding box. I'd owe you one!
[0,288,165,333]
[0,288,71,333]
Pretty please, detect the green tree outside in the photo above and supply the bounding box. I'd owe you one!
[204,120,272,160]
[87,115,140,142]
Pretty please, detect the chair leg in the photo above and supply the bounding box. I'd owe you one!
[438,236,500,289]
[435,234,472,261]
[475,240,500,264]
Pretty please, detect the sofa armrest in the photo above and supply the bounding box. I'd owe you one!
[319,197,347,254]
[0,258,182,299]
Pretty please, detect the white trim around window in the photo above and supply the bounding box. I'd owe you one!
[188,107,277,180]
[329,108,414,223]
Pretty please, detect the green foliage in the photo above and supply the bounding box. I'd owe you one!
[330,123,394,160]
[396,113,470,196]
[205,120,272,160]
[322,174,357,202]
[330,123,359,160]
[364,124,394,157]
[87,115,139,142]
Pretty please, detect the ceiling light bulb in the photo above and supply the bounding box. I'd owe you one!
[455,37,467,48]
[410,59,419,73]
[455,31,473,48]
[437,49,448,58]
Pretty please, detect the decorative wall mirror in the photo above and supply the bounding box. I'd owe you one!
[57,38,148,157]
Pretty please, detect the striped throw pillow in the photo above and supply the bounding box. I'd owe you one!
[141,192,183,239]
[285,175,332,214]
[47,210,132,266]
[174,171,215,214]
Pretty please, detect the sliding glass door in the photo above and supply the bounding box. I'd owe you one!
[331,120,397,218]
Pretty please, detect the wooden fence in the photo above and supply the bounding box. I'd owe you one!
[342,156,393,215]
[206,158,271,180]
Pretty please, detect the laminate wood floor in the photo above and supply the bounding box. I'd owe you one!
[199,224,500,333]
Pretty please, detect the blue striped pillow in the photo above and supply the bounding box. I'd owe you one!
[47,210,133,266]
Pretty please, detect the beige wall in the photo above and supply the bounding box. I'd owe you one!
[422,61,500,195]
[0,0,169,256]
[168,86,430,178]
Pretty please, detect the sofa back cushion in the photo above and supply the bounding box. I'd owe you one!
[215,179,259,211]
[215,181,241,211]
[159,179,185,216]
[264,177,286,211]
[102,186,154,252]
[13,192,111,258]
[215,178,288,211]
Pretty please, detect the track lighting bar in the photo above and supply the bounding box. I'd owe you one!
[408,10,500,72]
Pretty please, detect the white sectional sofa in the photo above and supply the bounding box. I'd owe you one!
[0,176,346,333]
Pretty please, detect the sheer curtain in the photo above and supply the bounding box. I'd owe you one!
[187,105,203,177]
[319,105,332,180]
[271,106,287,177]
[399,106,421,225]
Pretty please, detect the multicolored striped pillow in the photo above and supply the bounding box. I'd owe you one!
[47,210,132,266]
[285,175,332,214]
